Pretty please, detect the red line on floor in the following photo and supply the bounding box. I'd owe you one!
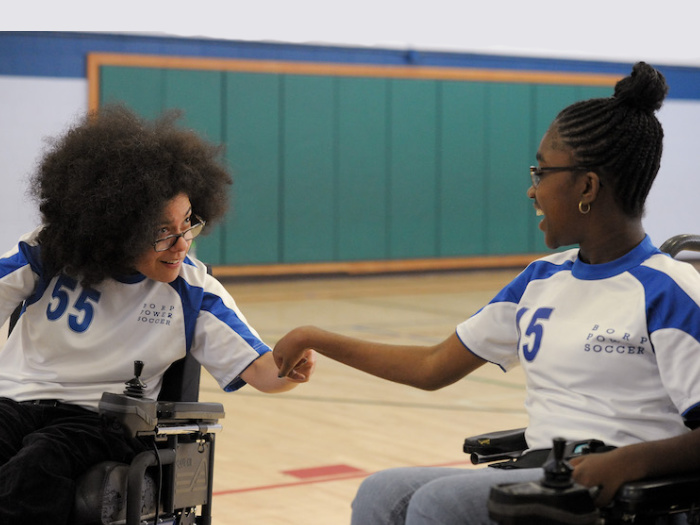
[213,459,472,496]
[283,463,367,479]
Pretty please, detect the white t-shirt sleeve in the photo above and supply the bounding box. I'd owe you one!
[190,273,270,391]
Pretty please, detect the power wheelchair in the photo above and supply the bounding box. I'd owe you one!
[71,357,225,525]
[6,267,225,525]
[463,233,700,525]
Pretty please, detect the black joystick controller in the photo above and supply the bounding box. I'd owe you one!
[542,437,575,489]
[98,360,158,438]
[487,437,599,524]
[124,360,147,398]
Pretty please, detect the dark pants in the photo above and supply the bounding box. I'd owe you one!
[0,397,138,524]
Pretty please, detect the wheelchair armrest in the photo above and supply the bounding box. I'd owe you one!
[156,401,225,422]
[155,401,225,437]
[464,428,528,464]
[610,471,700,515]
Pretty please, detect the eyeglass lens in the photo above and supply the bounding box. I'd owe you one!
[153,220,205,252]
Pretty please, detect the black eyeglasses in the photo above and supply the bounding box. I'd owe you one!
[152,215,206,252]
[529,166,592,188]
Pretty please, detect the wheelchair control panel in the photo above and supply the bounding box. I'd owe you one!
[98,360,225,439]
[488,437,599,525]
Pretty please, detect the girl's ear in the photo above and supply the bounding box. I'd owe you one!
[580,170,603,203]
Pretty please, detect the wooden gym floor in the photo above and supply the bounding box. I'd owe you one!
[202,268,530,524]
[0,266,529,524]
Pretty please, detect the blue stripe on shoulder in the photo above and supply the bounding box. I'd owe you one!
[201,292,270,355]
[1,241,52,308]
[629,266,700,344]
[18,241,43,273]
[168,277,204,352]
[0,241,42,279]
[0,251,26,280]
[489,258,574,305]
[168,274,270,357]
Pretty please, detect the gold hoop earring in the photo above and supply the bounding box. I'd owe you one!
[579,201,591,214]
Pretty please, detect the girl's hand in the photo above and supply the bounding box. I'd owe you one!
[570,450,631,507]
[283,349,317,382]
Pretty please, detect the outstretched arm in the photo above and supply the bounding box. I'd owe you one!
[273,326,486,391]
[571,427,700,507]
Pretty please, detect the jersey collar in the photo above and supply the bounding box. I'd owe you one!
[572,235,659,280]
[113,273,148,284]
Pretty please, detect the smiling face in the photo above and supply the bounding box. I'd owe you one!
[134,193,194,283]
[528,129,587,250]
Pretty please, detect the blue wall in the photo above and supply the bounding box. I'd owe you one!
[2,31,700,100]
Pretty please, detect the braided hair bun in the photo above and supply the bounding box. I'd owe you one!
[613,61,669,113]
[551,61,668,217]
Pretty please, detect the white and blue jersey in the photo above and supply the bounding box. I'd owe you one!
[0,228,270,411]
[457,236,700,450]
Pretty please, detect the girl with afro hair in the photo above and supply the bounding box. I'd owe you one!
[0,104,315,523]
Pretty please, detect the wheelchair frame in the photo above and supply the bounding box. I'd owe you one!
[87,390,225,525]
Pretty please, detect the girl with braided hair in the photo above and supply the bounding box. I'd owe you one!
[0,105,315,523]
[273,62,700,524]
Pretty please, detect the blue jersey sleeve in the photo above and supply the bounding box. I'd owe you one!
[0,230,43,324]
